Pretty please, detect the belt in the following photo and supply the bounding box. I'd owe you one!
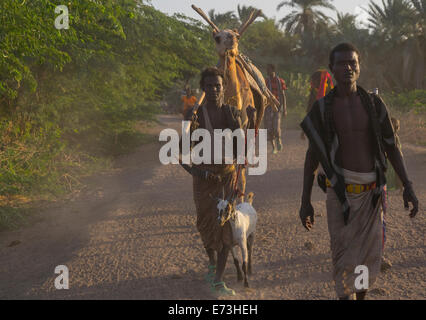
[326,179,376,194]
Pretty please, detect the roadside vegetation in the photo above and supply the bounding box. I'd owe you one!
[0,0,424,229]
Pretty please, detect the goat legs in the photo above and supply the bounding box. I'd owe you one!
[240,239,250,287]
[247,233,255,275]
[231,247,243,281]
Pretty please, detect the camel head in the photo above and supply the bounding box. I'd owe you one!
[191,5,262,58]
[213,29,240,57]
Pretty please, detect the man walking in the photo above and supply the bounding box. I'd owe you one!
[299,43,419,300]
[265,64,287,153]
[184,67,256,296]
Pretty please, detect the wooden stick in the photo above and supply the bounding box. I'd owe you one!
[238,10,262,36]
[238,10,255,35]
[191,5,220,33]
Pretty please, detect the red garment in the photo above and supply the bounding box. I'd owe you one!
[266,76,287,100]
[313,70,334,100]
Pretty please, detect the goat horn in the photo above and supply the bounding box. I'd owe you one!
[238,9,262,36]
[191,5,220,33]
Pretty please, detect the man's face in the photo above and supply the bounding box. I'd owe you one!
[329,51,360,85]
[203,75,223,104]
[267,66,275,77]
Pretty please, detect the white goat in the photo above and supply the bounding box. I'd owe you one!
[216,192,257,287]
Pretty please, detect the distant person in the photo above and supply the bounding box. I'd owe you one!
[301,69,334,139]
[181,87,197,116]
[299,43,418,300]
[264,64,287,154]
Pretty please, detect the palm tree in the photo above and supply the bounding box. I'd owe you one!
[208,9,239,29]
[407,0,425,88]
[410,0,425,24]
[366,0,424,89]
[276,0,335,36]
[366,0,412,41]
[331,12,370,45]
[237,4,266,24]
[333,12,356,34]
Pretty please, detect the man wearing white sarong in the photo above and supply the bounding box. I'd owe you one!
[299,43,419,300]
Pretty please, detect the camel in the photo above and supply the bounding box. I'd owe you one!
[192,5,280,202]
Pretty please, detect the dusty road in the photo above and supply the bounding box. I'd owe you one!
[0,114,424,300]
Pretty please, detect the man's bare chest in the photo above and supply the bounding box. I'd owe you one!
[332,96,371,134]
[205,107,227,129]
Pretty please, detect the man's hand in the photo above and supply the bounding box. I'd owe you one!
[402,183,419,218]
[299,202,315,231]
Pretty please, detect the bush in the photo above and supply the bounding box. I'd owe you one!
[382,90,426,114]
[0,2,216,229]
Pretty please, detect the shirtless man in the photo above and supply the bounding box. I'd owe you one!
[299,43,418,300]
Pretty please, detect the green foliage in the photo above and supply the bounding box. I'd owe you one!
[0,1,216,228]
[382,89,426,113]
[1,0,424,229]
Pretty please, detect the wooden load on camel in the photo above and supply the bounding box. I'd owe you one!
[191,5,280,130]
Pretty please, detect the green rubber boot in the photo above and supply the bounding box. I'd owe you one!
[211,281,236,296]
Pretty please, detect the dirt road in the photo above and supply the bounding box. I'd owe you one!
[0,114,424,300]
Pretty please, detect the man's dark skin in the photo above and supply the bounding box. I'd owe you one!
[201,74,230,286]
[201,74,255,287]
[267,65,287,117]
[299,50,419,299]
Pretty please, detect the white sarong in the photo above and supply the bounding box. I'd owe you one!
[326,169,383,298]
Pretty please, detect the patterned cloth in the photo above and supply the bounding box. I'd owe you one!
[193,164,236,252]
[326,169,383,298]
[307,70,334,114]
[186,103,242,252]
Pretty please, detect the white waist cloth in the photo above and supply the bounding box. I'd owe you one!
[342,168,376,185]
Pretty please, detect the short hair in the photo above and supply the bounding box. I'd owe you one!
[199,67,223,89]
[329,43,361,66]
[267,64,276,72]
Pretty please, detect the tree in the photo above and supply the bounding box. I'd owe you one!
[208,9,239,29]
[276,0,335,36]
[366,0,424,89]
[407,0,425,88]
[237,4,266,24]
[366,0,412,40]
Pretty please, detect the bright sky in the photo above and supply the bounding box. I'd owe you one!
[149,0,371,26]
